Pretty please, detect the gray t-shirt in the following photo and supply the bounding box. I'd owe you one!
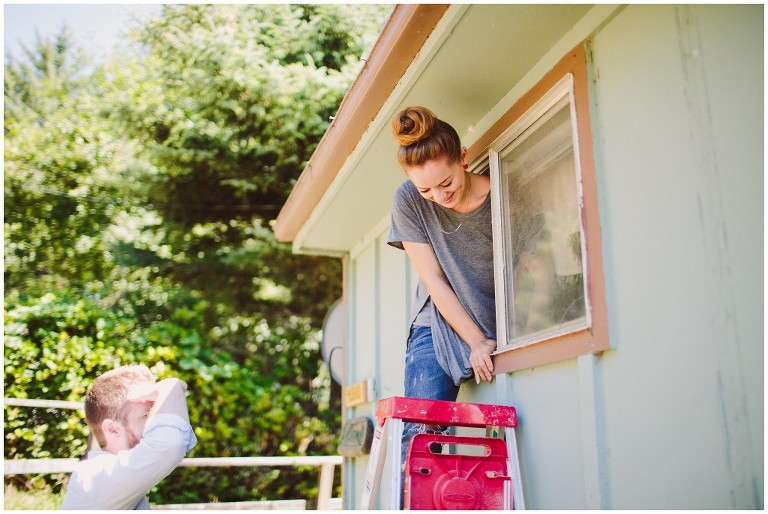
[388,180,496,385]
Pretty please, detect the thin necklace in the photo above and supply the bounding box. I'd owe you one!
[439,174,471,235]
[439,218,462,235]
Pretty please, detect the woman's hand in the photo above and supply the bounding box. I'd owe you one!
[469,338,496,384]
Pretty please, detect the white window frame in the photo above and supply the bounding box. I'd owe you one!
[488,74,591,352]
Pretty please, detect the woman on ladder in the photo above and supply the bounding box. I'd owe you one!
[387,106,497,474]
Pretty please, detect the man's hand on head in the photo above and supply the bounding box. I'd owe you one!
[147,378,191,422]
[127,382,159,403]
[128,378,188,404]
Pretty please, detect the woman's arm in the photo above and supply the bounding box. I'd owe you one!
[403,241,495,383]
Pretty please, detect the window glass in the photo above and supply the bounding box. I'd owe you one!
[499,96,588,346]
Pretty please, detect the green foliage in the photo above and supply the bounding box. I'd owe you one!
[108,4,388,221]
[4,481,66,510]
[4,3,392,505]
[4,27,149,296]
[94,4,380,322]
[4,289,340,504]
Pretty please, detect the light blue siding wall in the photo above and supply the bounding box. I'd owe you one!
[342,4,762,509]
[493,4,763,509]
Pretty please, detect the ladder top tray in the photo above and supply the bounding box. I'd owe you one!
[375,396,518,428]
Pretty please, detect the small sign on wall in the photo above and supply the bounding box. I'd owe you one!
[344,378,374,407]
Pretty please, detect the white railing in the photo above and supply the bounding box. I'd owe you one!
[3,398,85,410]
[3,398,343,510]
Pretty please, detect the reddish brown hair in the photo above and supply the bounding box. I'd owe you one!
[391,106,462,168]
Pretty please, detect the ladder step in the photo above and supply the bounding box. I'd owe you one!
[376,396,518,428]
[360,397,524,510]
[405,433,512,510]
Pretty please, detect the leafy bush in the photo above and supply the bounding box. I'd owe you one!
[4,289,340,504]
[4,481,66,510]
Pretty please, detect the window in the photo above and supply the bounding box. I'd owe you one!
[469,44,608,373]
[494,78,588,348]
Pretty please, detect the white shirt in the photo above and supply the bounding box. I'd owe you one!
[60,414,197,510]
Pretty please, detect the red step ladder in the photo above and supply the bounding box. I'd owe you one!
[360,396,525,510]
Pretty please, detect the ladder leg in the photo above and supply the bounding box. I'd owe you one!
[505,427,525,509]
[360,420,389,509]
[384,417,404,509]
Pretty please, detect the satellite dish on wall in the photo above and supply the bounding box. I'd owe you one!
[321,298,344,384]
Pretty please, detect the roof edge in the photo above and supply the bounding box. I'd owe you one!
[273,4,450,243]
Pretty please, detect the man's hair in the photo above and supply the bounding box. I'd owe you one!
[84,365,154,447]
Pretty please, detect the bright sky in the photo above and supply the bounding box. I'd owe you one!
[3,3,164,62]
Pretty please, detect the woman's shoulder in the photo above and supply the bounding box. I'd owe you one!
[394,179,417,195]
[393,180,424,201]
[392,180,421,205]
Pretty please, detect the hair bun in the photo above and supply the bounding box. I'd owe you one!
[391,106,437,147]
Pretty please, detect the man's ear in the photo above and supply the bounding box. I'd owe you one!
[102,418,122,439]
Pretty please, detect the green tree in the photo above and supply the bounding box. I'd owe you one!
[4,4,392,505]
[4,27,148,297]
[99,4,390,322]
[109,4,383,220]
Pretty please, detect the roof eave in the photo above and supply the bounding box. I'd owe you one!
[272,4,450,244]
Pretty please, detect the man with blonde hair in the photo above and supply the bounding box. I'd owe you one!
[61,364,197,509]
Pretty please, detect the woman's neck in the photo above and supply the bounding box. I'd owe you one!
[452,173,489,214]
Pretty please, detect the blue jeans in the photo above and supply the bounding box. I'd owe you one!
[401,326,459,492]
[404,325,460,401]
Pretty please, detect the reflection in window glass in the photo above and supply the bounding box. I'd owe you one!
[500,97,588,344]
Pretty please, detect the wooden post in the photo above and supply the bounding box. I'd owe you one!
[317,462,335,510]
